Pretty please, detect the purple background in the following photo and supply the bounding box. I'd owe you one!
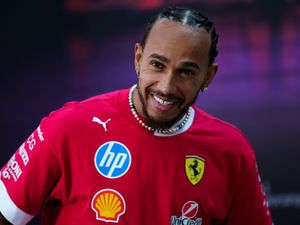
[1,1,300,224]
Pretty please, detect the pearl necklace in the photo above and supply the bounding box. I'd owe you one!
[128,84,191,134]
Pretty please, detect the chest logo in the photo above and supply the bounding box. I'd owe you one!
[171,200,202,225]
[95,141,131,179]
[185,155,205,185]
[92,116,111,132]
[91,188,126,223]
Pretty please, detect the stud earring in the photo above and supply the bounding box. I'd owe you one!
[201,86,208,92]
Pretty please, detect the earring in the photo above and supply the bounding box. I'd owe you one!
[201,86,208,92]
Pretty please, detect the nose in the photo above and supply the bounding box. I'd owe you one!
[157,72,177,96]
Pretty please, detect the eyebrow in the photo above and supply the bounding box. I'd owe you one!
[148,53,201,71]
[180,61,201,71]
[149,53,169,63]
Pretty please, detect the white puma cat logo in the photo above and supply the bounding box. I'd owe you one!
[92,117,111,132]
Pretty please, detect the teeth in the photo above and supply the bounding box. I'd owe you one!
[153,95,174,105]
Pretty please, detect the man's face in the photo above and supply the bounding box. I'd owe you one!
[134,19,218,129]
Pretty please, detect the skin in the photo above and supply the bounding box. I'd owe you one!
[0,213,11,225]
[134,19,218,129]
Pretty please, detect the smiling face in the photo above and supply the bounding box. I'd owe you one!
[134,19,218,129]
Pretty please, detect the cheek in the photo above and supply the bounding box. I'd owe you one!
[181,81,201,101]
[139,59,160,79]
[138,75,152,97]
[139,70,158,88]
[190,74,206,90]
[184,87,199,99]
[183,78,202,91]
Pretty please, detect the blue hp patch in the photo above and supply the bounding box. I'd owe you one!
[94,141,131,179]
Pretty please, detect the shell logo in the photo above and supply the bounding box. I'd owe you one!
[91,188,126,223]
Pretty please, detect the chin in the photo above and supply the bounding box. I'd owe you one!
[146,118,174,130]
[146,110,185,130]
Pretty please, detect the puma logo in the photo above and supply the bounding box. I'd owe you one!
[92,117,111,132]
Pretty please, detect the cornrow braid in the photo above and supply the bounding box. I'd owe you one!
[141,6,219,66]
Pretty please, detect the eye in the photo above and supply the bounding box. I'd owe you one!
[150,61,164,70]
[180,69,195,78]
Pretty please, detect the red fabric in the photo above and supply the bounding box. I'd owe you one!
[0,88,272,224]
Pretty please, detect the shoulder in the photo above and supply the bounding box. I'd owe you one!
[193,106,245,136]
[192,106,256,162]
[38,89,128,133]
[46,89,125,121]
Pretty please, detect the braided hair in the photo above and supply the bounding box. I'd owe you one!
[140,6,219,66]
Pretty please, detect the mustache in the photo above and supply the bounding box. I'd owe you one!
[147,88,184,103]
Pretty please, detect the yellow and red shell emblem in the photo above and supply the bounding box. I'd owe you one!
[91,189,126,222]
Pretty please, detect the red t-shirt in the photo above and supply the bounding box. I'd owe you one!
[0,87,273,225]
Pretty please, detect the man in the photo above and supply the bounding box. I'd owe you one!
[0,6,273,225]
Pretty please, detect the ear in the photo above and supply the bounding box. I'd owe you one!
[202,63,218,89]
[134,43,143,74]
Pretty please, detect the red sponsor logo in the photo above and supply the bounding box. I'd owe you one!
[171,200,202,225]
[182,201,199,218]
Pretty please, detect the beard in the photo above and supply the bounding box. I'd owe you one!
[136,81,199,130]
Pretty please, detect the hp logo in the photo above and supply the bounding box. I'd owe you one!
[94,141,131,179]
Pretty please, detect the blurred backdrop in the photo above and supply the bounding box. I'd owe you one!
[1,0,300,224]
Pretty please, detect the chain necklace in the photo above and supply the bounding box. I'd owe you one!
[128,84,191,134]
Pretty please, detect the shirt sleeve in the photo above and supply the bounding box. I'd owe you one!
[0,119,61,225]
[224,158,273,225]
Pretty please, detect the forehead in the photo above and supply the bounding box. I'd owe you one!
[143,19,211,64]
